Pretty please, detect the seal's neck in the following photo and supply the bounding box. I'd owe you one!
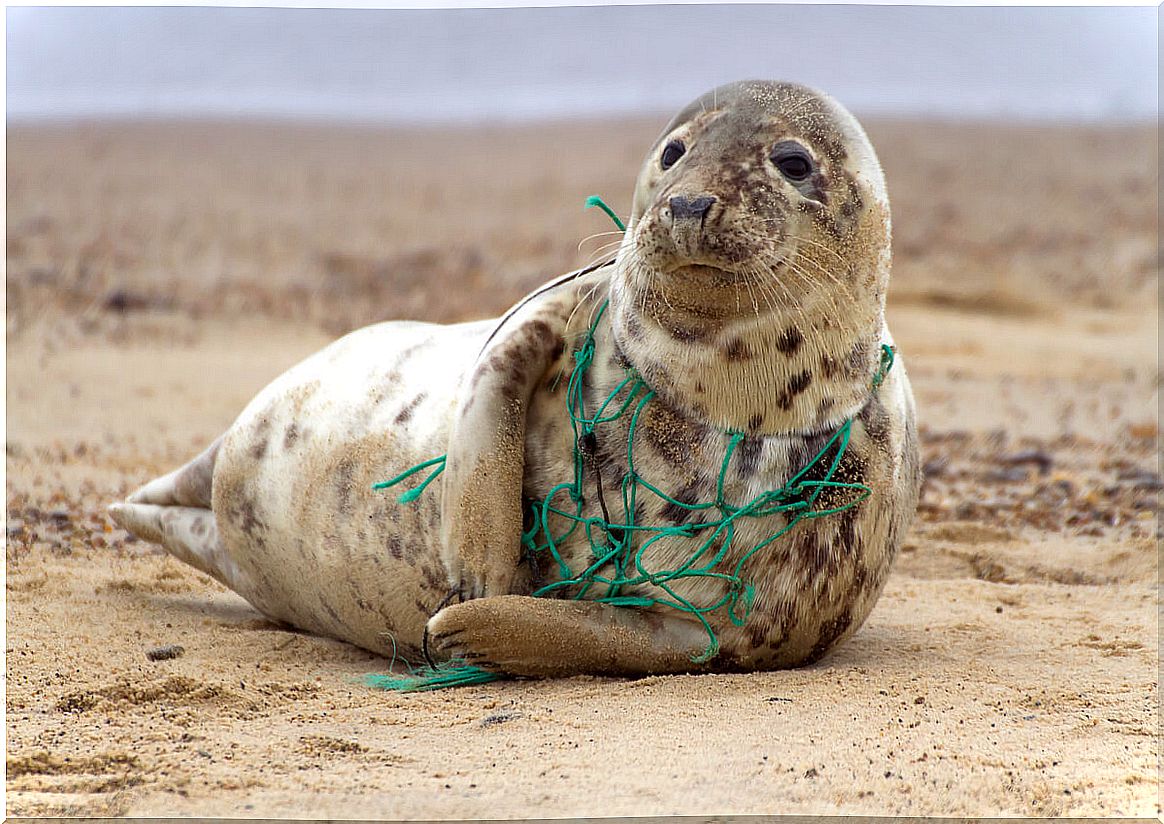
[608,275,885,435]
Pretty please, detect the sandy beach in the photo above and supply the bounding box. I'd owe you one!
[5,117,1159,817]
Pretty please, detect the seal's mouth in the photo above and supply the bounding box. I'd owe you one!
[652,262,748,290]
[661,256,792,287]
[666,262,732,279]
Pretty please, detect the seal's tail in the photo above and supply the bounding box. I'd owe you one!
[108,436,245,591]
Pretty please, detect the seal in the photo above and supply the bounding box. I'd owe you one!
[109,80,921,678]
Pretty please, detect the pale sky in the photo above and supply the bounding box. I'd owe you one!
[6,5,1157,122]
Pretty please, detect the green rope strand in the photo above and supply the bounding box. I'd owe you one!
[584,194,626,231]
[371,454,447,503]
[364,662,500,692]
[368,195,895,690]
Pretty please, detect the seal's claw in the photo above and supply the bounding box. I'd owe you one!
[425,601,504,670]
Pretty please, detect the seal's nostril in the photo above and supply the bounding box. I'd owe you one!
[669,195,716,221]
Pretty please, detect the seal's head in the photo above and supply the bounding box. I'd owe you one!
[611,80,893,435]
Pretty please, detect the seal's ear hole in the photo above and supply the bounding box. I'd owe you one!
[660,139,686,171]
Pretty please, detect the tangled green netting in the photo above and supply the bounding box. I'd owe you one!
[366,196,893,691]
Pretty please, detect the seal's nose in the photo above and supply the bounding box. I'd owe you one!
[669,195,716,222]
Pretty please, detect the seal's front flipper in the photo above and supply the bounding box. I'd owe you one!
[440,269,608,600]
[425,596,712,677]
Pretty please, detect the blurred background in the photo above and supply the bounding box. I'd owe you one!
[5,4,1158,336]
[7,5,1158,123]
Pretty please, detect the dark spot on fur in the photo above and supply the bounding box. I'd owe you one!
[420,564,445,592]
[236,499,266,539]
[527,319,552,340]
[787,369,812,396]
[771,600,797,650]
[486,353,506,374]
[776,326,803,355]
[820,353,840,379]
[747,412,764,431]
[774,370,812,411]
[639,402,709,468]
[659,481,704,525]
[852,559,869,593]
[394,391,428,425]
[788,426,842,480]
[723,336,751,361]
[747,619,772,651]
[797,530,831,582]
[835,502,862,556]
[735,436,762,478]
[806,609,854,663]
[387,536,404,560]
[248,435,268,461]
[283,423,300,449]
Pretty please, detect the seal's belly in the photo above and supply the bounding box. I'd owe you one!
[212,318,493,655]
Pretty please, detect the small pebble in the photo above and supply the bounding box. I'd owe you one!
[146,644,185,662]
[478,710,522,728]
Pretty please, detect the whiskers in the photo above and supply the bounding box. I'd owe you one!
[576,229,626,252]
[579,237,625,270]
[785,233,846,265]
[734,253,852,364]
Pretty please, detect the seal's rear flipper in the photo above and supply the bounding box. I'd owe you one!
[128,436,222,508]
[108,502,244,592]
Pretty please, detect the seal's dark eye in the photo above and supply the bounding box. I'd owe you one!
[771,145,814,182]
[660,139,686,170]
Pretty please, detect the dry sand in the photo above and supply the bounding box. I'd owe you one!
[5,118,1159,817]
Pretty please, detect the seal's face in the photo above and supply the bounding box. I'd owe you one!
[609,81,894,434]
[619,80,890,323]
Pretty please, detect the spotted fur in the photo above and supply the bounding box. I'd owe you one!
[109,80,920,676]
